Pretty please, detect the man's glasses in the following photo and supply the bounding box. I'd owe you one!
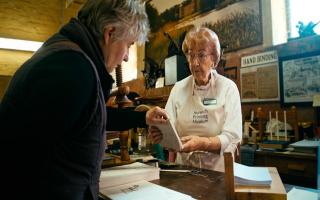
[186,52,212,63]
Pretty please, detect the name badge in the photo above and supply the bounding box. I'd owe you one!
[203,98,217,105]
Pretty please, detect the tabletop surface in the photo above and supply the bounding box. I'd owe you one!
[99,165,227,200]
[152,168,226,200]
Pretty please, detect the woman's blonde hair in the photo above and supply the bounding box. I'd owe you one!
[182,27,221,67]
[78,0,150,44]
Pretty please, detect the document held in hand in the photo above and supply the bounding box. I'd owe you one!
[154,119,183,151]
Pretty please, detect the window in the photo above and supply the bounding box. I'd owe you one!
[110,43,138,88]
[287,0,320,38]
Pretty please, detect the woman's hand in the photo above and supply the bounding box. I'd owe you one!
[181,135,221,153]
[148,126,163,144]
[180,135,206,152]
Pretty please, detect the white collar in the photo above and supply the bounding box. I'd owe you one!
[192,69,217,94]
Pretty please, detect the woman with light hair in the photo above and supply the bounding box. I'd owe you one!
[149,27,242,172]
[0,0,168,199]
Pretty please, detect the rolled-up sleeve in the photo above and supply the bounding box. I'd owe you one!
[218,82,242,155]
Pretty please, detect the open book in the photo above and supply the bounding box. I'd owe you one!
[99,162,160,189]
[153,119,183,152]
[234,163,272,187]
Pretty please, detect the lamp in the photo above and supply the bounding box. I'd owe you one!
[0,37,43,52]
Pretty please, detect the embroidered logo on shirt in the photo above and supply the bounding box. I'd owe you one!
[193,109,208,123]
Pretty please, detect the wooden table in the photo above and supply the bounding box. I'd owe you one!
[99,165,287,200]
[100,167,227,200]
[152,168,227,200]
[255,150,318,189]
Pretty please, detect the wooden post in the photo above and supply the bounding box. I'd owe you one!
[115,65,132,161]
[224,151,235,200]
[257,107,264,143]
[291,106,299,141]
[119,131,130,161]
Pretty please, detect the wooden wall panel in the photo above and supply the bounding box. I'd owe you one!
[0,0,83,76]
[0,0,62,41]
[126,35,320,125]
[0,49,33,76]
[0,75,12,100]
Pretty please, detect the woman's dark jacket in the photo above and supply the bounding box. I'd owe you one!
[0,18,146,200]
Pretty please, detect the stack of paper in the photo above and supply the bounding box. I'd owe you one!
[290,140,320,153]
[234,163,272,187]
[100,180,196,200]
[100,162,160,189]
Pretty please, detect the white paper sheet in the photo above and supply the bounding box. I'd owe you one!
[290,139,320,148]
[154,119,183,151]
[287,187,319,200]
[100,180,196,200]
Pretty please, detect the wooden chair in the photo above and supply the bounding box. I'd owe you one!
[256,106,299,142]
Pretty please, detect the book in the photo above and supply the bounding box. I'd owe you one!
[129,154,157,163]
[234,163,272,187]
[153,119,183,151]
[259,140,289,150]
[99,162,160,189]
[291,146,317,154]
[100,180,196,200]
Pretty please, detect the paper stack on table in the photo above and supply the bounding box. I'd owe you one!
[100,162,160,189]
[100,162,195,200]
[234,163,272,187]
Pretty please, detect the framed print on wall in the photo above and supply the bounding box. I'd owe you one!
[279,50,320,106]
[240,51,280,103]
[224,66,238,84]
[145,0,263,71]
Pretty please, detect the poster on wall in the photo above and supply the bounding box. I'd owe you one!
[279,51,320,106]
[145,0,263,70]
[240,51,280,102]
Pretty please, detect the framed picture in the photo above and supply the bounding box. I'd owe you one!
[224,66,238,83]
[146,0,262,67]
[279,51,320,106]
[240,62,280,103]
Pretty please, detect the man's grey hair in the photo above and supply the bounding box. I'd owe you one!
[78,0,150,44]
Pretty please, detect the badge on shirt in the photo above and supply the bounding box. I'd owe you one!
[203,98,217,105]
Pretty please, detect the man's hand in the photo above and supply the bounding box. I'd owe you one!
[145,106,168,125]
[148,126,163,144]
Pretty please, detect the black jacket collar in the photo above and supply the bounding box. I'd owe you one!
[47,18,114,99]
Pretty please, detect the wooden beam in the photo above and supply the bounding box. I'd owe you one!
[65,0,74,8]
